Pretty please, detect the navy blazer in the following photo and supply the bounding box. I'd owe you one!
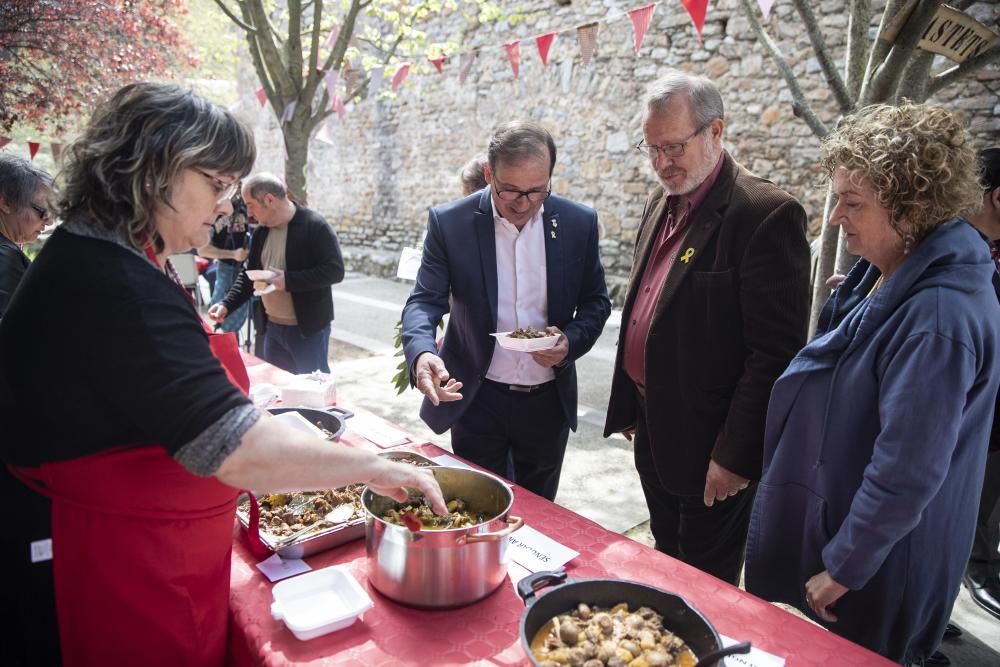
[402,187,611,434]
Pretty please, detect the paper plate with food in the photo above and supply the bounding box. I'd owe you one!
[491,326,559,352]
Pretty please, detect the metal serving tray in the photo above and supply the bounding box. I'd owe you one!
[236,449,437,558]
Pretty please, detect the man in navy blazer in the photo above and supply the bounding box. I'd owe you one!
[402,121,611,500]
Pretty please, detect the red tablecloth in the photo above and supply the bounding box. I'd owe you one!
[231,355,893,666]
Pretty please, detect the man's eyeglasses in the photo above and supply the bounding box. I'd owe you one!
[29,203,50,222]
[635,121,711,160]
[194,168,238,203]
[493,184,551,203]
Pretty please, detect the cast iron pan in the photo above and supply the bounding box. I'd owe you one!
[267,405,354,440]
[518,571,751,667]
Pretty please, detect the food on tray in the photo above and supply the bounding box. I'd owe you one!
[240,486,364,539]
[530,602,697,667]
[508,326,554,339]
[253,280,270,292]
[380,497,490,530]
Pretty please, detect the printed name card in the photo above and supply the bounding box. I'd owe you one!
[255,553,312,582]
[348,414,412,448]
[719,635,786,667]
[507,524,579,572]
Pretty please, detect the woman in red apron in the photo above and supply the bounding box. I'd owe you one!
[0,83,444,667]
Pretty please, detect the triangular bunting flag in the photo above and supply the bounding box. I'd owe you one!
[536,33,556,67]
[627,3,657,55]
[281,101,297,123]
[502,41,521,79]
[325,26,339,49]
[315,119,336,146]
[391,63,411,91]
[51,143,63,163]
[324,69,339,98]
[0,137,11,150]
[28,142,41,160]
[334,95,346,120]
[459,51,478,84]
[428,55,446,75]
[255,87,267,107]
[680,0,709,43]
[577,23,600,67]
[367,66,385,98]
[757,0,776,18]
[343,65,361,97]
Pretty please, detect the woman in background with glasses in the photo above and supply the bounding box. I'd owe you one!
[0,153,53,318]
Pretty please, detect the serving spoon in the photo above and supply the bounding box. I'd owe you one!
[693,641,752,667]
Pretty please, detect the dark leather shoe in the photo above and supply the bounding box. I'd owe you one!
[942,622,962,640]
[924,650,951,666]
[962,572,1000,620]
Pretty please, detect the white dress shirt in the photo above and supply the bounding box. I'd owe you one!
[485,197,555,386]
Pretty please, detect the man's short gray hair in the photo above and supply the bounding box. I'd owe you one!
[243,173,287,202]
[0,153,53,211]
[644,70,725,126]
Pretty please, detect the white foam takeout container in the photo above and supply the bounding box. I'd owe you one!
[270,565,374,641]
[491,331,559,352]
[246,269,277,282]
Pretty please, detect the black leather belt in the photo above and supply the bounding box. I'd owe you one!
[484,378,555,394]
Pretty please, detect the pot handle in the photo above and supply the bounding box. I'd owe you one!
[516,570,568,604]
[457,515,524,544]
[323,405,354,420]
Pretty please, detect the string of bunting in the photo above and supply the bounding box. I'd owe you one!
[1,1,786,156]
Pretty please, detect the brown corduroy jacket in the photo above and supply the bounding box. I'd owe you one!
[604,152,811,496]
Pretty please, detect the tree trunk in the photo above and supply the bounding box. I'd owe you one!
[283,119,310,205]
[808,189,839,337]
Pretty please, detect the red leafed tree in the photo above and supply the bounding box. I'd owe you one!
[0,0,193,133]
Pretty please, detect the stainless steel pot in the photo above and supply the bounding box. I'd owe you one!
[363,466,523,608]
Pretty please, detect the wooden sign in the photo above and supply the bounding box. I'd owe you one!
[881,1,998,64]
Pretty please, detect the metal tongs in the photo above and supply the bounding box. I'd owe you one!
[275,502,357,546]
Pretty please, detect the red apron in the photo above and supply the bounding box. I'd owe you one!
[11,252,252,667]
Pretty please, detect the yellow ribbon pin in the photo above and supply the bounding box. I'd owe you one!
[680,248,695,263]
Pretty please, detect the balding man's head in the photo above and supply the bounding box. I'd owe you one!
[241,173,292,227]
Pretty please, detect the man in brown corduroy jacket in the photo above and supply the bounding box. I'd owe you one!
[604,70,811,585]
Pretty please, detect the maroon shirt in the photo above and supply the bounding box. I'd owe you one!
[623,155,725,388]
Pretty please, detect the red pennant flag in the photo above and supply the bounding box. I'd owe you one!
[758,0,776,18]
[28,142,41,160]
[428,55,446,74]
[325,26,339,49]
[627,4,657,55]
[577,23,600,67]
[535,33,556,67]
[502,40,521,80]
[0,136,11,150]
[334,95,345,120]
[391,63,411,91]
[681,0,709,44]
[255,87,267,107]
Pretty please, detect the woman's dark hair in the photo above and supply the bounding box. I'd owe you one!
[487,121,556,175]
[459,155,488,195]
[59,82,256,252]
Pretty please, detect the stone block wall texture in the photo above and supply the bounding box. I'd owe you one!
[241,0,1000,301]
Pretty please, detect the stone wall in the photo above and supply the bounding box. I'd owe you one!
[242,0,1000,303]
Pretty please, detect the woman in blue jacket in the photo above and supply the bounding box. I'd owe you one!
[745,104,1000,665]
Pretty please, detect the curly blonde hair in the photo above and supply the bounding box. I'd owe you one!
[820,103,982,243]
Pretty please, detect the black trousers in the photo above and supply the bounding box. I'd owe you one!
[450,379,570,501]
[969,449,1000,576]
[633,395,756,585]
[0,466,61,666]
